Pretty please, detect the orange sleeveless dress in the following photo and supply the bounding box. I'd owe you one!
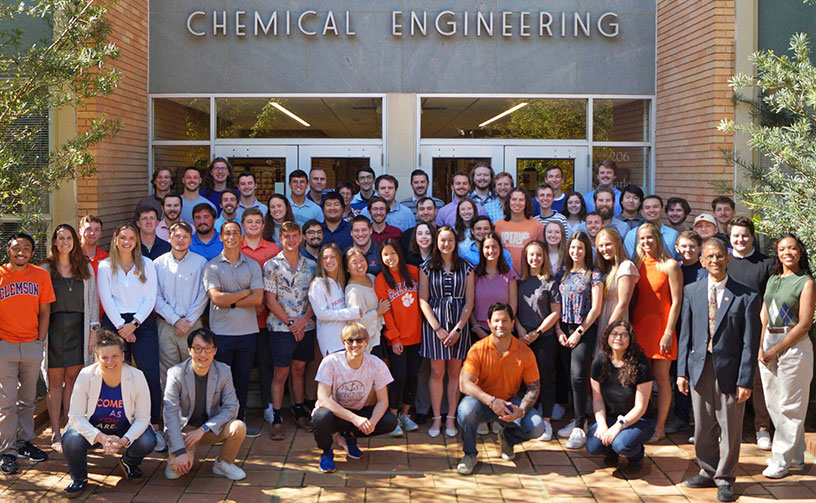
[632,255,676,360]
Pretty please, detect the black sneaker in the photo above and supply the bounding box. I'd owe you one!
[0,454,18,475]
[18,442,47,462]
[118,457,143,481]
[603,451,620,467]
[64,479,88,499]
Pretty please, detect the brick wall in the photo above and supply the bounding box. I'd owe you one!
[655,0,736,216]
[76,0,149,238]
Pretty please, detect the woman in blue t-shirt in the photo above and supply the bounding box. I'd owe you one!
[61,331,155,498]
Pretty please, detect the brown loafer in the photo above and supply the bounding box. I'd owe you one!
[296,415,314,432]
[270,423,285,440]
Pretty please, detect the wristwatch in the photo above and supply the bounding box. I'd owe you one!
[90,323,100,331]
[201,424,211,433]
[287,320,296,327]
[617,415,627,428]
[230,302,237,309]
[132,319,140,328]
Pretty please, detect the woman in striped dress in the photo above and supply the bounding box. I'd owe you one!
[419,225,475,439]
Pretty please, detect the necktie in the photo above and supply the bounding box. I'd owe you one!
[708,284,717,352]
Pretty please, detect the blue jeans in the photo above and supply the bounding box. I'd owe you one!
[102,313,161,424]
[62,426,156,482]
[215,333,257,420]
[456,395,546,457]
[586,417,655,462]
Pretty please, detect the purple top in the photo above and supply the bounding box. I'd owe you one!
[473,270,519,330]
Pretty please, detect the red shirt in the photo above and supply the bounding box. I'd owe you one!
[86,246,108,318]
[241,237,281,328]
[372,225,403,245]
[374,266,421,346]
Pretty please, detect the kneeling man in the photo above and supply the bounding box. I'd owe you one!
[163,328,247,481]
[457,302,544,475]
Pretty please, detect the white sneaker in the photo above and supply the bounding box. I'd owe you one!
[399,414,419,432]
[557,419,577,439]
[565,427,586,449]
[537,421,553,441]
[213,458,247,481]
[264,405,275,425]
[388,424,404,437]
[154,429,167,452]
[165,463,182,480]
[477,423,489,435]
[762,460,789,479]
[551,403,566,421]
[756,430,772,451]
[491,421,501,434]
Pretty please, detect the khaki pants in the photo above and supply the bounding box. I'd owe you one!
[169,419,246,467]
[158,317,203,390]
[0,339,43,455]
[760,333,814,467]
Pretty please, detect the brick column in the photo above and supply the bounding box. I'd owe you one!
[76,0,149,237]
[655,0,736,215]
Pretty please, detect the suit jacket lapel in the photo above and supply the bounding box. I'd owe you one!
[694,280,709,342]
[713,278,736,336]
[183,360,195,410]
[206,365,217,416]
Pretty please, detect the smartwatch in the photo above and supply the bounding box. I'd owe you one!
[617,415,627,428]
[287,320,296,327]
[132,319,140,328]
[90,323,100,331]
[201,424,211,433]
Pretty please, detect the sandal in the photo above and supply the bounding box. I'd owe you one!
[445,416,458,438]
[648,431,666,443]
[428,416,442,438]
[51,433,62,453]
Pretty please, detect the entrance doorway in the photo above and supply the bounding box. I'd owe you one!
[213,144,383,203]
[419,145,589,201]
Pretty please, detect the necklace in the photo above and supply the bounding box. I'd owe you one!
[62,275,74,292]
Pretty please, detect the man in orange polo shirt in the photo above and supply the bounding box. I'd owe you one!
[456,302,543,475]
[0,232,56,475]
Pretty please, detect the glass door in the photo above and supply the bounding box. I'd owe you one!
[504,146,590,195]
[298,145,383,193]
[419,145,503,203]
[212,145,298,201]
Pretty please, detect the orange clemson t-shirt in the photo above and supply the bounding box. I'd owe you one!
[0,264,56,343]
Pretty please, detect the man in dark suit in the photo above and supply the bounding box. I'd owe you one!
[677,237,760,502]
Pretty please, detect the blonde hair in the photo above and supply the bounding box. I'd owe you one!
[341,322,369,344]
[313,243,346,291]
[634,223,671,274]
[109,224,147,283]
[544,220,566,270]
[595,228,626,295]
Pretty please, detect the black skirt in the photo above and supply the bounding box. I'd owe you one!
[48,312,84,368]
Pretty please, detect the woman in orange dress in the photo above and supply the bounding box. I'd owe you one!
[631,223,682,442]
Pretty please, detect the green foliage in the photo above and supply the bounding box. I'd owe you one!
[720,15,816,260]
[0,0,120,229]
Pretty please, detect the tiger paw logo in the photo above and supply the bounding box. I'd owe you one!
[402,294,415,308]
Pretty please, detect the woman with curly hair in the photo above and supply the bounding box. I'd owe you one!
[586,320,655,475]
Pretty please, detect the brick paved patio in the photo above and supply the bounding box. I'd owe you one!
[2,411,816,502]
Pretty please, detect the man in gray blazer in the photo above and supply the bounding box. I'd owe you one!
[677,238,760,502]
[163,328,247,481]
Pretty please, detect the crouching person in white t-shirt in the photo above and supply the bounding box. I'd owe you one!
[312,322,398,473]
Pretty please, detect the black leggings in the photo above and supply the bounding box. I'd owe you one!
[311,406,399,452]
[387,343,421,410]
[528,332,558,417]
[559,322,597,425]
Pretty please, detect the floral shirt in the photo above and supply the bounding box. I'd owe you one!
[263,252,317,332]
[559,269,602,325]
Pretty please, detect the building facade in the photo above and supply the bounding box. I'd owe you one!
[41,0,816,235]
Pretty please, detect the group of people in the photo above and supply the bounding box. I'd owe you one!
[0,157,812,503]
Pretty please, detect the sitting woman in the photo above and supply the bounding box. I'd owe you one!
[61,331,156,498]
[586,320,655,475]
[311,322,399,473]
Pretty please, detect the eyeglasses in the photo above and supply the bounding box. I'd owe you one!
[343,337,367,345]
[703,254,726,262]
[609,331,630,340]
[305,230,323,236]
[191,346,215,354]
